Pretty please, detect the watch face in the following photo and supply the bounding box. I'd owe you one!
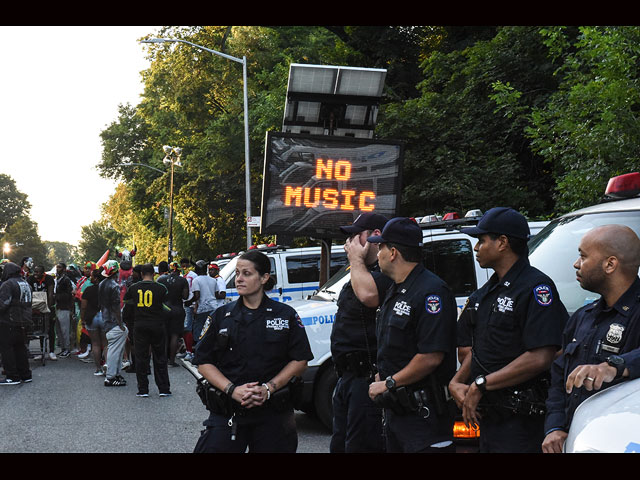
[609,355,624,366]
[476,376,485,385]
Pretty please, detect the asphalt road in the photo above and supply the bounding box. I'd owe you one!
[0,340,331,453]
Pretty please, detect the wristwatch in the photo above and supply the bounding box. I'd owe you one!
[475,375,487,393]
[385,375,397,391]
[607,355,626,379]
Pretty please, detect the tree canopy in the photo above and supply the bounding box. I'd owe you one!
[89,26,640,263]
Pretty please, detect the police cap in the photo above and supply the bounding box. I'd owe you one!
[461,207,530,240]
[367,217,423,247]
[340,213,389,235]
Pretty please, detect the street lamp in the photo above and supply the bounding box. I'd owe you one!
[163,146,182,262]
[2,242,23,260]
[140,36,253,249]
[119,152,182,263]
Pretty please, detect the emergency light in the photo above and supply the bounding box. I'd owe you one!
[604,172,640,199]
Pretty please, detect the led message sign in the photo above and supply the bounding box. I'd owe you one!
[260,132,403,238]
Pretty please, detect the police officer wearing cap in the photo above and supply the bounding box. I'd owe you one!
[449,207,568,453]
[543,225,640,453]
[192,250,313,453]
[367,217,457,453]
[330,212,392,453]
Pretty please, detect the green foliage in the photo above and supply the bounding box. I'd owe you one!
[89,25,640,259]
[2,216,48,268]
[0,174,31,234]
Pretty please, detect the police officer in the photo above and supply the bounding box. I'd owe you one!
[543,224,640,453]
[192,250,313,453]
[449,207,568,453]
[330,212,392,453]
[367,217,457,453]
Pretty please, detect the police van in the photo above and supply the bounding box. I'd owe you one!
[218,244,348,303]
[291,211,548,433]
[525,172,640,452]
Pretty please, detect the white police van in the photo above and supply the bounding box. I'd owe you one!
[218,244,348,303]
[292,211,548,432]
[525,172,640,452]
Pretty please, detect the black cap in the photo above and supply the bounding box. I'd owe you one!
[367,217,423,247]
[340,213,389,235]
[461,207,530,240]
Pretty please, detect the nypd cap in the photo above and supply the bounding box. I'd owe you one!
[367,217,423,247]
[461,207,530,240]
[340,213,389,235]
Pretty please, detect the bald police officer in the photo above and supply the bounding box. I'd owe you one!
[449,207,568,453]
[367,217,457,453]
[330,213,392,453]
[543,225,640,453]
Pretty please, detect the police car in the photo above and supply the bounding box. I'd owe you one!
[217,244,348,303]
[526,172,640,453]
[293,211,548,433]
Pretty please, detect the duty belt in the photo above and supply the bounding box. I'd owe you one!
[334,351,376,378]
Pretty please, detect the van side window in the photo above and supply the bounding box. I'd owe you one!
[422,239,477,297]
[287,255,321,284]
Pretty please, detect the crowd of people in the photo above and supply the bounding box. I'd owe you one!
[0,255,226,397]
[1,206,640,454]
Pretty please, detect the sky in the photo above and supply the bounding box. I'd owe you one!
[0,26,161,246]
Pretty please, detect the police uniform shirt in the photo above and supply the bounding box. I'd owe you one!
[193,295,313,388]
[123,280,169,328]
[467,256,568,380]
[545,276,640,433]
[376,263,457,386]
[330,262,393,362]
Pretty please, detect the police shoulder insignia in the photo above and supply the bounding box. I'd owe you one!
[533,284,553,306]
[425,294,442,314]
[199,316,211,340]
[295,313,305,328]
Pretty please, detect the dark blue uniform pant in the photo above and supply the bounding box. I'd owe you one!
[0,324,31,381]
[330,372,384,453]
[194,410,298,453]
[479,413,545,453]
[384,409,455,453]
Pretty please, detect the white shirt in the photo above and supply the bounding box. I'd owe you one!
[191,274,219,314]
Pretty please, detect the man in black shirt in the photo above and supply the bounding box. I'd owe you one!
[123,263,171,397]
[157,261,189,366]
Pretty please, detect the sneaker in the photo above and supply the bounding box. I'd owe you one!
[48,352,57,361]
[121,360,131,369]
[104,376,127,387]
[33,355,43,361]
[94,370,104,376]
[159,391,172,397]
[21,377,32,383]
[101,364,108,375]
[0,378,21,385]
[136,392,149,398]
[78,346,92,359]
[183,352,194,362]
[58,350,70,358]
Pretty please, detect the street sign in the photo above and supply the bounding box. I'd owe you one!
[260,132,404,238]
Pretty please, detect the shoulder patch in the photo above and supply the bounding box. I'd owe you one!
[426,294,442,314]
[533,284,553,306]
[295,313,305,328]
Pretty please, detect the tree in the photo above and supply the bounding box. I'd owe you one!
[2,216,48,268]
[0,174,31,234]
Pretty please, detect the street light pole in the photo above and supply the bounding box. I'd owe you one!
[140,37,253,249]
[163,146,182,263]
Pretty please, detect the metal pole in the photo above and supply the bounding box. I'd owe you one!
[168,161,175,262]
[243,56,252,249]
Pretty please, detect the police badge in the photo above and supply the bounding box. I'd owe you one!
[606,323,625,345]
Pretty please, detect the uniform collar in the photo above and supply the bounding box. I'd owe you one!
[394,263,424,293]
[588,276,640,317]
[488,255,530,290]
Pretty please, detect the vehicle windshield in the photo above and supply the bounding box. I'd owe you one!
[312,263,351,301]
[528,210,640,315]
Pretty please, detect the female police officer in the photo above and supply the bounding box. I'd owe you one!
[192,250,313,453]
